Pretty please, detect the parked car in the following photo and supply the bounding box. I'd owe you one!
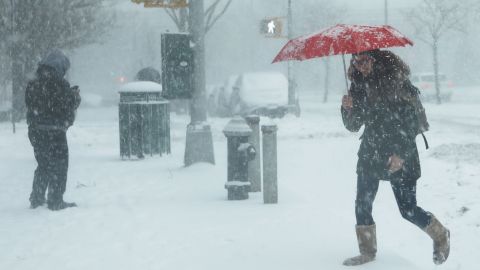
[229,72,294,118]
[207,75,239,117]
[410,72,454,102]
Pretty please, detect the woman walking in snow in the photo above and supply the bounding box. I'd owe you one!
[340,49,450,266]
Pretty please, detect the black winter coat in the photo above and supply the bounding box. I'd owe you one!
[341,75,421,180]
[25,65,81,130]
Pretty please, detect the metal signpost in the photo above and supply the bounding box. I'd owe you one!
[260,0,297,115]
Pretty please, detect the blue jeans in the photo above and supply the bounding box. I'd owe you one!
[355,173,432,229]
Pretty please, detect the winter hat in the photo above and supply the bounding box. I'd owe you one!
[39,49,70,78]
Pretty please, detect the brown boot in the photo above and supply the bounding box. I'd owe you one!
[343,224,377,266]
[423,215,450,265]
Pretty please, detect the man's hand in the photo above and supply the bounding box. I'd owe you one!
[342,95,353,110]
[387,154,404,173]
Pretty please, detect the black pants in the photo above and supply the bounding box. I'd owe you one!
[355,172,432,229]
[28,128,69,204]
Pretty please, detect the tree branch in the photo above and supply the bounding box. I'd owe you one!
[205,0,232,33]
[165,8,181,29]
[205,0,220,27]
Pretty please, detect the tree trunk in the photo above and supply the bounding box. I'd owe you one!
[433,41,442,104]
[323,58,330,103]
[11,54,25,123]
[9,0,22,125]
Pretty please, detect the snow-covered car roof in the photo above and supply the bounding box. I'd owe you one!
[236,72,288,108]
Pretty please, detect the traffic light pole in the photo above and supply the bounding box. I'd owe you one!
[287,0,297,115]
[184,0,215,166]
[384,0,389,25]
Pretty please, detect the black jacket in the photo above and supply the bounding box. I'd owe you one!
[25,65,81,130]
[341,75,421,180]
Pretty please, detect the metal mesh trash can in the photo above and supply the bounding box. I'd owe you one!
[118,82,170,159]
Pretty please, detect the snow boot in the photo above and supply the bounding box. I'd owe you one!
[47,200,77,211]
[343,224,377,266]
[29,197,46,209]
[423,215,450,265]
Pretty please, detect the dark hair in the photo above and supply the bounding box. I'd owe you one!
[348,50,411,101]
[349,49,410,80]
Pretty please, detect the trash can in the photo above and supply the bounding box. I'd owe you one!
[118,82,170,159]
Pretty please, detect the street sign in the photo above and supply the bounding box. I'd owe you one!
[260,17,285,38]
[131,0,188,8]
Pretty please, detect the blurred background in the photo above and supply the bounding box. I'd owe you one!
[1,0,479,108]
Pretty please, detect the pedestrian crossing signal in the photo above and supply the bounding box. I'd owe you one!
[260,18,284,38]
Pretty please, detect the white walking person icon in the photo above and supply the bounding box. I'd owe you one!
[267,20,276,34]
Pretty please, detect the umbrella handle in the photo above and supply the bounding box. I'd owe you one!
[342,54,350,95]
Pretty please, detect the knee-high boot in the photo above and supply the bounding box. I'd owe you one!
[423,215,450,265]
[343,224,377,266]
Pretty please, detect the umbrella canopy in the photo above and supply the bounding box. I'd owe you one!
[272,24,413,63]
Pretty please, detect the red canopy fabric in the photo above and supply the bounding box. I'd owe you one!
[272,24,413,63]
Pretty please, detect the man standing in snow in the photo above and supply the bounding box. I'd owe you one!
[25,49,81,211]
[341,49,450,266]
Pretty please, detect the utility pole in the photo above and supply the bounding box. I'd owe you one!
[287,0,297,114]
[384,0,389,25]
[184,0,215,166]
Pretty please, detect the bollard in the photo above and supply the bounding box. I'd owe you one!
[223,117,256,200]
[262,124,278,204]
[245,115,261,192]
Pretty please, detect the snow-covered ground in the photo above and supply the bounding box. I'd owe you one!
[1,86,479,270]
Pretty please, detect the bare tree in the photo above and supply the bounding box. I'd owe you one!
[403,0,476,104]
[296,0,347,103]
[164,0,233,33]
[0,0,114,122]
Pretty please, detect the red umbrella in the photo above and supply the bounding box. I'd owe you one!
[272,24,413,91]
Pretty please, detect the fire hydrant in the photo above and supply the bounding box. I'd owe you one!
[223,117,256,200]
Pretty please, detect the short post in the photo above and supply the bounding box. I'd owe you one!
[245,115,261,192]
[262,124,278,204]
[223,117,256,200]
